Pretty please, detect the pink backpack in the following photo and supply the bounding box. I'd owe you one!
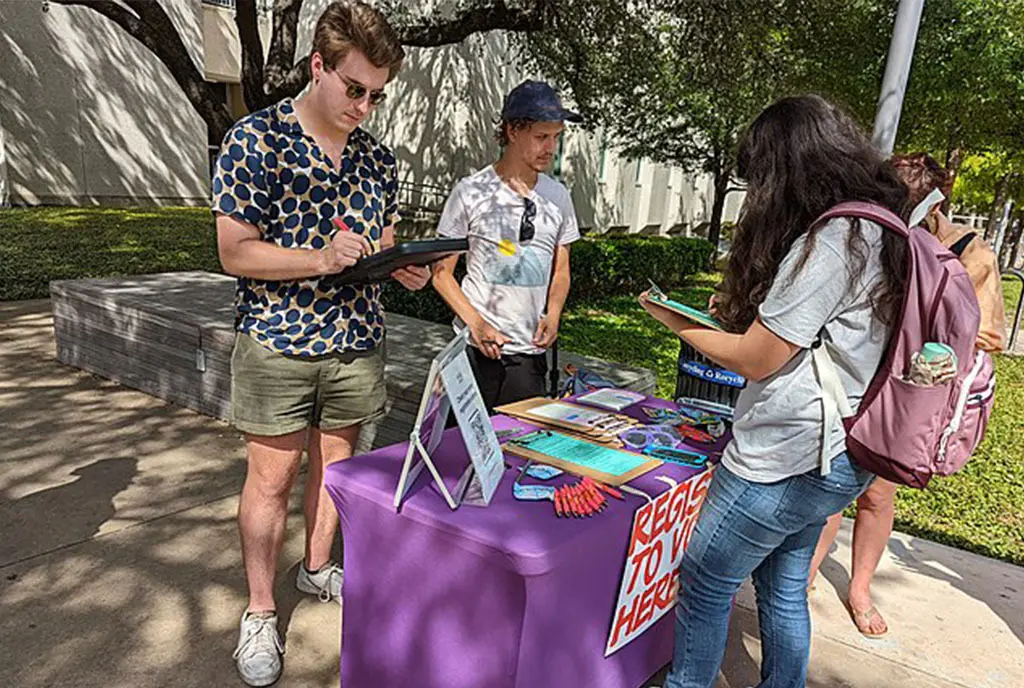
[810,202,995,489]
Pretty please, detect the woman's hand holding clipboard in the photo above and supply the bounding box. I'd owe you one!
[638,279,725,331]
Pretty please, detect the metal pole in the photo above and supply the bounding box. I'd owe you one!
[871,0,925,156]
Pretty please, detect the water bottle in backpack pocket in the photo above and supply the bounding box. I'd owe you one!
[809,202,996,489]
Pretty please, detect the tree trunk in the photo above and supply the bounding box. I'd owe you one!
[1001,207,1023,271]
[706,164,731,270]
[1010,211,1024,270]
[986,173,1012,241]
[236,0,270,112]
[943,146,963,215]
[52,0,236,145]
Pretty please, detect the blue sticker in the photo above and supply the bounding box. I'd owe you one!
[678,358,747,388]
[525,464,564,480]
[512,484,556,501]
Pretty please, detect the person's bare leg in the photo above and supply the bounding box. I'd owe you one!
[239,430,306,612]
[808,512,843,590]
[848,478,898,635]
[304,425,361,570]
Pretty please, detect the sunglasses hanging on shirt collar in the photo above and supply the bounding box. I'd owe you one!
[520,197,536,243]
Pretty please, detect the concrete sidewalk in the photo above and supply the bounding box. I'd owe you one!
[2,299,1022,688]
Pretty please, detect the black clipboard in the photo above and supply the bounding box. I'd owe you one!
[322,238,469,287]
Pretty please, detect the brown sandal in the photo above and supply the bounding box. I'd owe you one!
[849,605,889,639]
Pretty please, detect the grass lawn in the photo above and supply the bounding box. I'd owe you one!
[561,274,1024,566]
[2,206,1022,566]
[0,207,218,300]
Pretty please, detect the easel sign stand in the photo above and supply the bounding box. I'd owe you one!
[393,329,505,510]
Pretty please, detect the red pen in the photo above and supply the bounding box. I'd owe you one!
[332,216,373,258]
[594,480,624,501]
[574,483,595,517]
[556,486,569,517]
[569,486,584,518]
[582,478,605,507]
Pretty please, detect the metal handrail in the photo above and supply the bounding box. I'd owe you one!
[1003,270,1024,352]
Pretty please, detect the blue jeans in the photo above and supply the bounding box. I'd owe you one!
[666,453,874,688]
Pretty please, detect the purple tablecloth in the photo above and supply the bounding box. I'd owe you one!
[324,396,723,688]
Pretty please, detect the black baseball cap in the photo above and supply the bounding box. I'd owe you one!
[500,80,583,123]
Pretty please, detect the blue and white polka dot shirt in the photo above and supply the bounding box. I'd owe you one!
[212,98,399,357]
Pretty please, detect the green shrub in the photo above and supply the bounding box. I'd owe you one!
[568,235,714,302]
[381,258,464,325]
[381,236,715,322]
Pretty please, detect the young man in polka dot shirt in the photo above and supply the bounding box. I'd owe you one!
[212,3,429,685]
[432,81,581,412]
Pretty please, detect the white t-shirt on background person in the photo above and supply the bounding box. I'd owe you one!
[436,165,580,355]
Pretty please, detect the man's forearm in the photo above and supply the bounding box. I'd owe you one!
[546,246,571,319]
[432,268,483,326]
[221,239,329,281]
[546,270,570,320]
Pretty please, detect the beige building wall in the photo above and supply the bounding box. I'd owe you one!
[0,0,209,206]
[0,0,739,232]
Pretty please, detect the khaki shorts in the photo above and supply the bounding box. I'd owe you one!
[230,332,387,437]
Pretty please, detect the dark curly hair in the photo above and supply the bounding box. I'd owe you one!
[715,95,909,333]
[493,118,533,147]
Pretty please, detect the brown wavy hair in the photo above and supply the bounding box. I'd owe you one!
[715,95,909,333]
[890,152,951,206]
[313,1,405,81]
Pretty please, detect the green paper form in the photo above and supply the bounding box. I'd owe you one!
[649,296,723,330]
[514,432,648,477]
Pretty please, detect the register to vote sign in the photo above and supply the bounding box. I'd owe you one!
[605,467,715,656]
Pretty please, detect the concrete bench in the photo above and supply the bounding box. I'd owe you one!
[50,272,657,451]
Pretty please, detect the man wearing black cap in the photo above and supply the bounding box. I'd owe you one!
[432,80,583,412]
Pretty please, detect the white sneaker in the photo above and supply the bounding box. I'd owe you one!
[233,611,284,687]
[296,561,343,603]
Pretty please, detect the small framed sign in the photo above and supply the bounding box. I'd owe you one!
[393,329,505,510]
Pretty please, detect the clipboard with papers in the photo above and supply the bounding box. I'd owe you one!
[644,279,724,331]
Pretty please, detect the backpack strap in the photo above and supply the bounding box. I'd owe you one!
[806,202,902,474]
[811,339,854,476]
[812,201,909,237]
[949,232,977,257]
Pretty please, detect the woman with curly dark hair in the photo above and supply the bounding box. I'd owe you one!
[640,94,909,687]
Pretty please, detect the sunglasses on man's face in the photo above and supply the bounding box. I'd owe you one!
[520,197,536,243]
[335,72,387,106]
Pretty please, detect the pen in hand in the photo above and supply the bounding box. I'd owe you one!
[322,217,372,273]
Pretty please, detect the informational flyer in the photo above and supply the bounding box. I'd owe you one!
[510,431,649,477]
[393,329,504,510]
[528,401,610,427]
[439,349,504,504]
[577,388,647,411]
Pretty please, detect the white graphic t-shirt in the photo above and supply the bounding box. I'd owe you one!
[436,165,580,355]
